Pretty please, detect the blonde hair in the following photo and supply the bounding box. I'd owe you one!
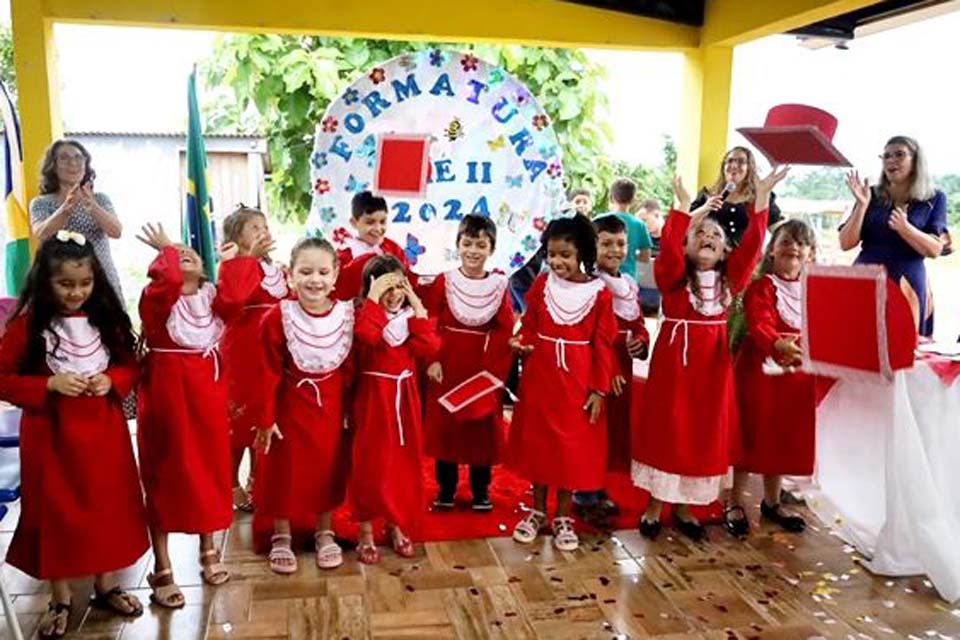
[877,135,935,204]
[222,205,267,245]
[710,146,758,201]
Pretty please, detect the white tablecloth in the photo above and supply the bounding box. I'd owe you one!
[805,362,960,602]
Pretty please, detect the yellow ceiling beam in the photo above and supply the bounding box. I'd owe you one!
[701,0,883,46]
[35,0,699,50]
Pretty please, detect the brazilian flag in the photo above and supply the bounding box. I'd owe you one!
[184,69,217,280]
[1,78,31,296]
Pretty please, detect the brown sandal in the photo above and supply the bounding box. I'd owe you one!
[38,601,71,639]
[91,586,143,617]
[200,548,231,585]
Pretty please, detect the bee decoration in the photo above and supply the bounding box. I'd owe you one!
[444,117,464,142]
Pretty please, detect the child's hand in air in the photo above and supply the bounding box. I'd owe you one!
[47,373,89,397]
[401,278,428,318]
[136,222,173,251]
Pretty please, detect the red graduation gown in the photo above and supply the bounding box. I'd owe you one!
[0,315,148,580]
[506,273,618,490]
[252,302,353,527]
[349,300,439,530]
[137,248,252,533]
[334,237,409,301]
[734,275,816,475]
[218,257,289,451]
[420,271,514,466]
[631,207,767,502]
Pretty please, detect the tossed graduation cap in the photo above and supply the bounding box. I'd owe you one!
[737,104,852,167]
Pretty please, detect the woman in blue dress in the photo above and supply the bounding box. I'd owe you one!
[840,136,948,337]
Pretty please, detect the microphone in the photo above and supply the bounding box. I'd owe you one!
[719,181,736,201]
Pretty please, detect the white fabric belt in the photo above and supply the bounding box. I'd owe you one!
[537,333,589,372]
[151,345,221,381]
[361,369,414,446]
[289,370,334,409]
[442,325,491,352]
[662,317,727,367]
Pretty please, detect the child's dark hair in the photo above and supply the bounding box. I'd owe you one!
[222,205,266,245]
[761,219,818,274]
[608,178,636,206]
[456,214,497,250]
[290,236,339,270]
[360,254,405,298]
[542,215,598,273]
[683,217,731,309]
[9,236,137,374]
[592,214,626,236]
[351,191,388,219]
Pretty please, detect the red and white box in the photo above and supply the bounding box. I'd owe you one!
[801,264,917,381]
[373,133,431,199]
[437,370,504,422]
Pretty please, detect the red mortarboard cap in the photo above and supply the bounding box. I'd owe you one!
[737,104,852,167]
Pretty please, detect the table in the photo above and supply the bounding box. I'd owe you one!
[805,357,960,602]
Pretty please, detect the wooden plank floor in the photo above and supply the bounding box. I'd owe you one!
[2,485,959,640]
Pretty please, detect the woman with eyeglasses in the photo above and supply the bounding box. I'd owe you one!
[690,146,783,247]
[840,136,947,337]
[29,139,125,299]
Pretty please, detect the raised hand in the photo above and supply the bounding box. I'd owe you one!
[755,165,790,196]
[367,272,399,303]
[250,232,276,259]
[401,278,427,318]
[845,170,871,208]
[673,175,692,212]
[218,241,239,262]
[136,222,173,251]
[690,195,723,219]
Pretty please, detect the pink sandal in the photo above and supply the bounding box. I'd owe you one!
[389,529,415,558]
[357,540,380,565]
[268,533,298,575]
[314,530,343,569]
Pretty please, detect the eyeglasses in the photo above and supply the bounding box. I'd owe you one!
[880,150,910,162]
[56,154,86,166]
[724,157,748,167]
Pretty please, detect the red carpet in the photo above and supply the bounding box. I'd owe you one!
[253,456,723,552]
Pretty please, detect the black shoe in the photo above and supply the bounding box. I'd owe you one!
[597,498,620,518]
[760,501,806,532]
[779,488,805,506]
[674,517,706,542]
[638,517,662,540]
[723,505,750,538]
[471,495,493,512]
[432,494,455,511]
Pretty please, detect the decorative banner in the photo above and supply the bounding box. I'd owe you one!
[306,50,566,275]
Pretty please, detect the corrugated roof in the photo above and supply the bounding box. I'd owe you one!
[66,130,264,139]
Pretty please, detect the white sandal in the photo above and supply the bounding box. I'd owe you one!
[552,516,579,552]
[269,533,298,575]
[200,549,231,585]
[512,509,546,544]
[314,530,343,569]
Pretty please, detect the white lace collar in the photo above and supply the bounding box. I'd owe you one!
[44,316,110,376]
[166,282,224,350]
[280,299,354,374]
[341,236,382,259]
[687,270,729,317]
[769,274,802,330]
[544,272,605,326]
[597,271,640,322]
[383,307,414,346]
[260,261,288,299]
[444,268,507,327]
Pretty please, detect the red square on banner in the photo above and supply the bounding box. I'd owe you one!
[373,134,431,198]
[801,264,916,381]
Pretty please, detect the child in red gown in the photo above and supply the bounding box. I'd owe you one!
[507,215,618,552]
[253,237,354,574]
[218,206,288,512]
[420,215,514,512]
[632,170,787,541]
[350,255,439,564]
[334,191,410,300]
[0,233,147,638]
[726,219,818,537]
[136,223,254,606]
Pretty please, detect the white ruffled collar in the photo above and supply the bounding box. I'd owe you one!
[166,282,224,350]
[769,274,802,330]
[280,299,354,374]
[383,307,414,346]
[687,270,729,317]
[44,315,110,376]
[260,260,288,299]
[544,272,605,326]
[444,268,507,327]
[597,271,640,322]
[341,236,382,259]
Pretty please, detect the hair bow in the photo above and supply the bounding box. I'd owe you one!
[55,230,87,246]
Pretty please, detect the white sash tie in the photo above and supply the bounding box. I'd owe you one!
[442,325,491,353]
[663,317,727,367]
[151,345,221,381]
[536,333,589,372]
[361,369,414,446]
[293,371,334,408]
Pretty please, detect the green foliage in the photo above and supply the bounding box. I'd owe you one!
[201,35,622,223]
[0,24,15,103]
[935,174,960,229]
[778,167,848,200]
[594,136,676,214]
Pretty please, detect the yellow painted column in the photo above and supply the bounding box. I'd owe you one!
[677,45,733,195]
[11,0,63,203]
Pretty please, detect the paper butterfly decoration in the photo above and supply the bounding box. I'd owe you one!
[345,174,369,194]
[404,233,426,266]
